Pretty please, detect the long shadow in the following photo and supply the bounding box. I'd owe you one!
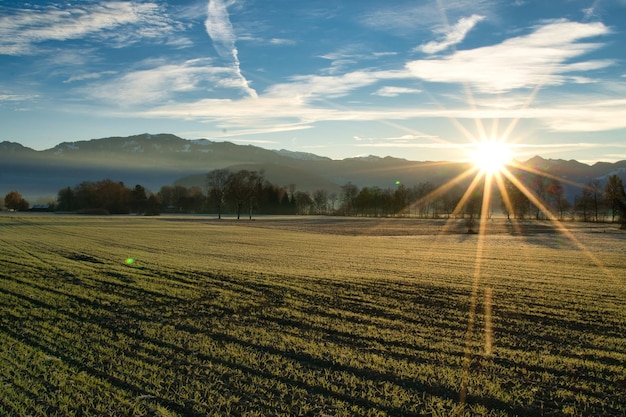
[255,313,465,363]
[9,264,618,415]
[489,354,624,408]
[0,324,201,417]
[1,283,532,415]
[197,270,472,334]
[0,363,62,416]
[1,273,183,315]
[497,310,626,347]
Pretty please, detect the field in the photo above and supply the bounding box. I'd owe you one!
[1,214,625,416]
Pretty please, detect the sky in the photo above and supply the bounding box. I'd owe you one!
[1,0,625,164]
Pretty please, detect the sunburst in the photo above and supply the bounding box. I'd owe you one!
[469,139,514,175]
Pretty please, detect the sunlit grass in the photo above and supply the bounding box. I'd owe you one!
[0,215,624,416]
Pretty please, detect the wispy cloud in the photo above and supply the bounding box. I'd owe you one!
[166,36,195,49]
[354,133,441,144]
[582,0,603,21]
[64,71,117,84]
[269,38,296,46]
[268,69,410,101]
[82,59,232,105]
[0,2,173,55]
[374,86,422,97]
[205,0,258,98]
[407,20,612,93]
[418,14,485,54]
[130,83,626,140]
[65,14,623,141]
[0,93,38,102]
[359,1,495,35]
[317,46,400,75]
[537,98,626,132]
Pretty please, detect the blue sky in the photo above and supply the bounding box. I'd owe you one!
[1,0,625,163]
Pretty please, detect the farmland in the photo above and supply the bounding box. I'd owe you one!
[0,214,625,416]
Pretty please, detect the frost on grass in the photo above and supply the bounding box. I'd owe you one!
[0,216,624,416]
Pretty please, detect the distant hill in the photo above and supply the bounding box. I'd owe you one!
[1,133,625,201]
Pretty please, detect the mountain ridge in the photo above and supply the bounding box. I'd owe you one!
[2,133,625,201]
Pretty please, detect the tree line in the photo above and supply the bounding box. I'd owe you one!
[50,172,299,216]
[2,170,625,227]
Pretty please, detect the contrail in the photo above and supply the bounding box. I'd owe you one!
[205,0,258,98]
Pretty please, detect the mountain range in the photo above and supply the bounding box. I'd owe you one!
[2,133,625,202]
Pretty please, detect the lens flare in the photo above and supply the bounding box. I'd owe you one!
[125,258,135,265]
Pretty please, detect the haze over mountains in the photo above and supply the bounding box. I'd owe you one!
[2,133,625,201]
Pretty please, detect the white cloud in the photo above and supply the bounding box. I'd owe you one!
[130,86,626,139]
[268,69,410,101]
[407,20,612,93]
[0,2,173,55]
[537,99,626,132]
[0,93,38,102]
[70,17,623,140]
[269,38,296,46]
[82,59,233,105]
[418,14,485,54]
[355,142,462,149]
[374,86,422,97]
[205,0,258,98]
[166,36,195,49]
[359,1,495,35]
[373,52,398,57]
[354,134,442,146]
[64,71,117,84]
[318,48,393,75]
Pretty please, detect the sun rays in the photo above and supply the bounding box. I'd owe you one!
[386,48,624,409]
[469,140,514,175]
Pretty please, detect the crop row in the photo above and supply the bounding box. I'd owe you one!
[0,215,625,416]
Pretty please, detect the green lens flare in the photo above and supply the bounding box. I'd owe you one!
[125,258,135,265]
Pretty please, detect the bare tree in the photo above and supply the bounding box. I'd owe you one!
[530,174,549,220]
[441,186,463,219]
[206,169,230,219]
[587,180,603,222]
[294,191,314,215]
[605,175,626,223]
[226,170,263,219]
[312,189,329,214]
[575,187,593,222]
[502,175,530,219]
[340,182,358,216]
[464,188,482,233]
[546,179,570,220]
[328,192,338,213]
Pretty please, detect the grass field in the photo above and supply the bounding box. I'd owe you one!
[1,214,625,416]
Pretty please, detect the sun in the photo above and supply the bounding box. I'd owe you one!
[470,140,514,174]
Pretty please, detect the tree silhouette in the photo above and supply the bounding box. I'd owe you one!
[530,174,549,220]
[57,187,75,211]
[340,182,358,216]
[587,180,603,222]
[130,184,148,214]
[4,191,29,211]
[312,189,329,214]
[206,169,230,219]
[546,179,570,220]
[502,175,530,219]
[575,186,594,222]
[226,170,263,219]
[605,175,625,223]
